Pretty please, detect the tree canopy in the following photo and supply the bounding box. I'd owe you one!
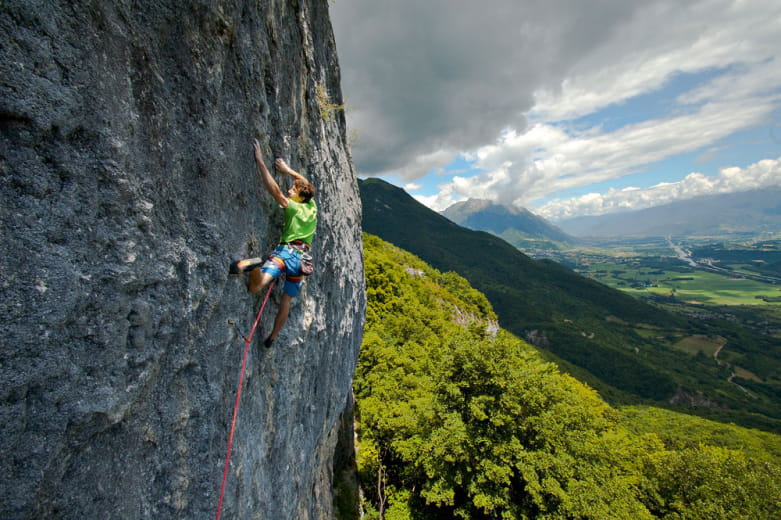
[355,234,781,519]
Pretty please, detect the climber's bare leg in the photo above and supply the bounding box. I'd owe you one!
[248,268,274,293]
[268,293,292,341]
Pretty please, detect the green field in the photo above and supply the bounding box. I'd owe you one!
[543,239,781,424]
[535,239,781,424]
[672,334,725,356]
[560,243,781,306]
[618,269,781,305]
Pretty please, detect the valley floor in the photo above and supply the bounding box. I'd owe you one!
[533,237,781,432]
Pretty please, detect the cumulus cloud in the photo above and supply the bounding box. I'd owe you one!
[433,93,773,209]
[412,183,463,212]
[332,0,781,216]
[334,1,780,176]
[536,157,781,220]
[530,0,781,122]
[331,0,639,179]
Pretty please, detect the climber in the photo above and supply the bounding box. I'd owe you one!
[229,138,317,348]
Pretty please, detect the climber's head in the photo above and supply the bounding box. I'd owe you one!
[289,178,315,203]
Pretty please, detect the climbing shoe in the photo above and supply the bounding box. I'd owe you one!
[229,257,264,275]
[264,336,275,349]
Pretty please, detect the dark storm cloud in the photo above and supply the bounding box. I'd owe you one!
[330,0,640,179]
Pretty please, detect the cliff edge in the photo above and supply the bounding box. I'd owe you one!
[0,1,364,518]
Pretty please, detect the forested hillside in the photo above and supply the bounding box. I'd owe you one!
[359,178,781,432]
[356,234,781,519]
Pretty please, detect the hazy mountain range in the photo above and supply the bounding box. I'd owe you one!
[438,187,781,242]
[558,187,781,238]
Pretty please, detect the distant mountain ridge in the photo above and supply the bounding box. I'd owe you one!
[558,187,781,238]
[442,198,574,248]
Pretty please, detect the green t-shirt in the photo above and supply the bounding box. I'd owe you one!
[280,198,317,245]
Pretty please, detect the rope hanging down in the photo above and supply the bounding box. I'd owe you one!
[215,281,275,520]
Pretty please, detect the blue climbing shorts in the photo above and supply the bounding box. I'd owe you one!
[261,245,305,297]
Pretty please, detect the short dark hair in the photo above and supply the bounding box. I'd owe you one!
[294,178,315,203]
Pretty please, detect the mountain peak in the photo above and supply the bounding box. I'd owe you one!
[442,197,573,246]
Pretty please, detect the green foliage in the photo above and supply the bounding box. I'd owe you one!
[619,405,781,462]
[316,82,345,121]
[640,445,781,520]
[357,234,781,519]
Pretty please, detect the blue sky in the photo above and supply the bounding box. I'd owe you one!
[331,0,781,221]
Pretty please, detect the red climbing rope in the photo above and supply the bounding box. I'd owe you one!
[215,282,274,520]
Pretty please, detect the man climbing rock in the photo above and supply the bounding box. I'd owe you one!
[230,138,317,348]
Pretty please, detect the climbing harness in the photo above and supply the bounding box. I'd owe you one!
[215,281,275,520]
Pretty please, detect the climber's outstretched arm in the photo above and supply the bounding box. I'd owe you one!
[253,139,287,207]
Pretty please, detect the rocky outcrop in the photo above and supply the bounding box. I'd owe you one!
[668,388,727,410]
[0,1,364,518]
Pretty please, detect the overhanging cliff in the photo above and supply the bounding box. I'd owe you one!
[0,1,364,518]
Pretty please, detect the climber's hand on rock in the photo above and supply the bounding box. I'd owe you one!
[275,158,291,174]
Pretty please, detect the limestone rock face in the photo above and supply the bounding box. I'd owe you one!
[0,1,364,518]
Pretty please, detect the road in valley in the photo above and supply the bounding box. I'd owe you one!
[667,237,781,284]
[667,237,697,267]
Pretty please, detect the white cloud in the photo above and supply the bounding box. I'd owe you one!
[678,58,781,107]
[333,0,781,218]
[335,0,781,177]
[332,0,639,177]
[536,157,781,220]
[413,184,463,212]
[440,94,774,208]
[404,183,422,191]
[530,0,781,122]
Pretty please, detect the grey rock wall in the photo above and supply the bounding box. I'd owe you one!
[0,1,364,518]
